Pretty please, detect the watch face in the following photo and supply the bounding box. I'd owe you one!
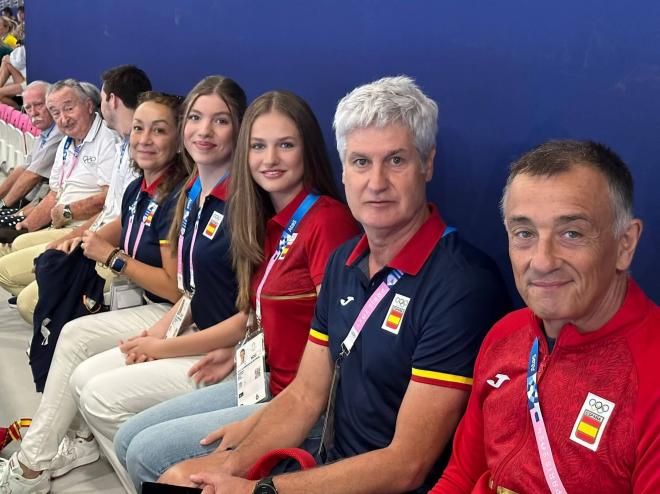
[255,480,277,494]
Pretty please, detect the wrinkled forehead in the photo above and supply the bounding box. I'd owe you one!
[47,87,82,108]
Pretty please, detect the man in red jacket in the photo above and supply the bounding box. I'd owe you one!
[432,139,659,493]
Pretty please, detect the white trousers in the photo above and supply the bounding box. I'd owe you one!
[17,303,171,475]
[70,329,210,494]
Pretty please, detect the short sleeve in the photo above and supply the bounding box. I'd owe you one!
[26,131,63,178]
[303,200,359,286]
[411,265,509,391]
[308,248,342,347]
[48,139,66,193]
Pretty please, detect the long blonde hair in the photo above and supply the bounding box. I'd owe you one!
[166,76,247,251]
[228,91,339,312]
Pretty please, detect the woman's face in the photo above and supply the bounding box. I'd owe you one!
[130,101,178,174]
[183,94,235,168]
[248,111,305,211]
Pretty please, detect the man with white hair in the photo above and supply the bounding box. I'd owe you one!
[0,81,63,213]
[0,79,117,299]
[153,76,511,494]
[431,140,659,493]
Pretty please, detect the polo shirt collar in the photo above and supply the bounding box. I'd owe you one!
[530,277,652,348]
[345,204,448,276]
[184,173,230,201]
[140,173,165,197]
[269,188,310,229]
[80,112,103,145]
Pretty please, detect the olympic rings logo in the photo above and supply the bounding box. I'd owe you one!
[589,398,609,413]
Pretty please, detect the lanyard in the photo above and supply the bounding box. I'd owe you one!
[118,139,128,164]
[254,193,320,329]
[319,224,455,461]
[123,186,158,258]
[59,137,83,189]
[177,172,228,294]
[527,338,568,494]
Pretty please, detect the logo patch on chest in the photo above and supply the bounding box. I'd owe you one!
[277,233,298,260]
[381,293,410,334]
[203,211,224,239]
[569,392,615,451]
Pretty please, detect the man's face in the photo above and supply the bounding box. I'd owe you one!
[342,123,433,234]
[100,87,116,130]
[504,164,634,327]
[23,86,53,131]
[46,87,94,140]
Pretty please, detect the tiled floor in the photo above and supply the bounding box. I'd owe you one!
[0,288,125,493]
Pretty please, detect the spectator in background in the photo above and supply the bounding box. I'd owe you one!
[0,16,17,49]
[14,65,152,324]
[0,79,117,300]
[0,44,26,108]
[0,81,63,213]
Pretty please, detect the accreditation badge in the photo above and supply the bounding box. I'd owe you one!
[165,293,192,339]
[203,211,224,240]
[235,326,269,407]
[109,277,145,311]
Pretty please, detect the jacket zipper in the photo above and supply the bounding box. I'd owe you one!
[490,333,556,490]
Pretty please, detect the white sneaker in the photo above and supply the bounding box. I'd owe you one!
[49,434,100,479]
[0,452,50,494]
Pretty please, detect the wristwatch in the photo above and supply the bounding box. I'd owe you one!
[253,477,278,494]
[62,204,73,221]
[109,251,128,275]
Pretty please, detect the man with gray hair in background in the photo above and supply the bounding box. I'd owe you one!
[0,81,63,228]
[0,79,117,302]
[158,76,510,494]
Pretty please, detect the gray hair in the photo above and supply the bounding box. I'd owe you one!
[333,75,438,169]
[46,79,91,104]
[500,140,634,237]
[80,82,101,111]
[24,80,51,94]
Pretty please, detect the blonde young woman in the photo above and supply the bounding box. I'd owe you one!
[65,76,247,492]
[0,92,187,494]
[114,90,360,489]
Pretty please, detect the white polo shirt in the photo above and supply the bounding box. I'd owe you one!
[91,138,140,231]
[49,113,119,209]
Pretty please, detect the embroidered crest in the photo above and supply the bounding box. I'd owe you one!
[143,202,158,226]
[570,392,615,451]
[203,211,224,239]
[381,293,410,334]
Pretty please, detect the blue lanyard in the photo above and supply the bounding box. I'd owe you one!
[527,337,541,410]
[276,193,319,257]
[254,193,320,326]
[118,139,129,164]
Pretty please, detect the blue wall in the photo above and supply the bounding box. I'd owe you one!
[27,0,660,303]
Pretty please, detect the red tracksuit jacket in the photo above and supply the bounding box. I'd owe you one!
[431,279,660,493]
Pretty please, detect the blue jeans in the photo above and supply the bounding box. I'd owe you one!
[114,378,264,489]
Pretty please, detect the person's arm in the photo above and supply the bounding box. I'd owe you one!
[0,165,24,199]
[2,169,43,207]
[82,227,180,303]
[158,340,334,486]
[16,190,57,231]
[47,214,99,250]
[192,383,467,494]
[51,186,108,227]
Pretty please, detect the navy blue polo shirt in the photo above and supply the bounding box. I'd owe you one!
[120,176,181,303]
[179,176,237,330]
[309,205,510,493]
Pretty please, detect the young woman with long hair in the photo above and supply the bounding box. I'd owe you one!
[114,91,359,489]
[0,91,188,494]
